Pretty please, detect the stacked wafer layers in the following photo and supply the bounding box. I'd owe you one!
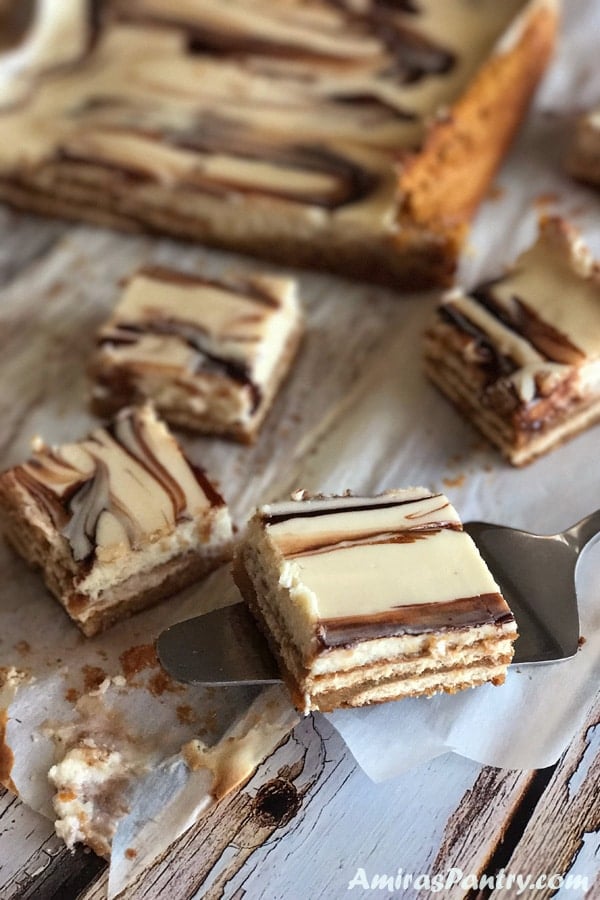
[234,489,517,714]
[0,0,557,288]
[0,405,233,635]
[425,217,600,466]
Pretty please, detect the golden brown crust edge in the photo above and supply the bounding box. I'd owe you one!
[0,177,457,290]
[398,2,558,235]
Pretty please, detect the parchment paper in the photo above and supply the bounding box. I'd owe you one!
[1,0,600,896]
[320,0,600,781]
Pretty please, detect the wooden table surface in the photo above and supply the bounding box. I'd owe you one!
[0,203,598,900]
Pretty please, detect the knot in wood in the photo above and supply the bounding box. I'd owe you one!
[252,777,301,829]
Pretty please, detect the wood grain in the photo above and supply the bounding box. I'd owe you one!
[72,717,541,900]
[488,690,600,900]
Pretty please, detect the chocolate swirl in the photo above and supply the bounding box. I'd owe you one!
[439,302,517,383]
[18,407,224,563]
[471,283,586,366]
[262,493,446,526]
[317,592,512,648]
[100,320,262,413]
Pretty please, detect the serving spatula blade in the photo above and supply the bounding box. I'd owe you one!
[157,601,281,686]
[157,510,600,686]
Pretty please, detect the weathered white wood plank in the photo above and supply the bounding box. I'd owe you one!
[489,690,600,900]
[73,717,537,900]
[0,786,106,900]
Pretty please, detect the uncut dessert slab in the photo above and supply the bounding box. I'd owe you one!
[0,0,557,289]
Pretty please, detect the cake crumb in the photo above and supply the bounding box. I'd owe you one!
[65,688,80,703]
[176,704,196,725]
[82,666,107,692]
[125,848,137,859]
[578,635,586,647]
[443,474,466,488]
[148,670,183,697]
[120,644,158,677]
[198,708,218,734]
[534,191,560,207]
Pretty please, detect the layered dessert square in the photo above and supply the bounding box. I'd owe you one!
[90,267,303,442]
[425,217,600,466]
[0,0,556,288]
[566,110,600,189]
[233,489,517,713]
[0,405,233,636]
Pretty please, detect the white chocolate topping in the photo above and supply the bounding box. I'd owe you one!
[258,489,508,634]
[95,268,301,406]
[18,405,225,563]
[439,218,600,406]
[282,530,500,620]
[491,223,600,359]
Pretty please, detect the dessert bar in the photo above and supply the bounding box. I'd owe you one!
[90,266,303,442]
[0,0,557,288]
[566,110,600,189]
[425,217,600,466]
[234,489,517,713]
[0,405,233,636]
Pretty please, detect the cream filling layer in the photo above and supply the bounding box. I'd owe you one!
[49,744,128,850]
[75,508,232,616]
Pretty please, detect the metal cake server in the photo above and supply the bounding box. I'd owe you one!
[157,509,600,686]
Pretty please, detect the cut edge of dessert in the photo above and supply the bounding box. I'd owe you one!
[233,488,518,715]
[424,216,600,466]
